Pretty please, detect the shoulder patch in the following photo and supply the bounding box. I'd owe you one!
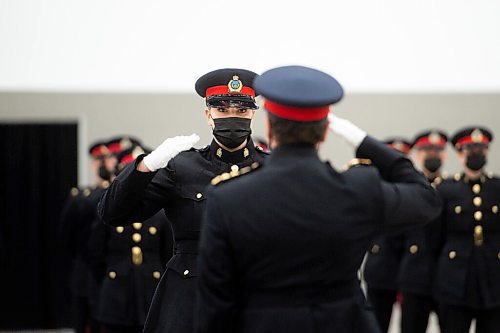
[341,158,372,171]
[211,162,261,186]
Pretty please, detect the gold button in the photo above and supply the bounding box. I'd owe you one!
[132,222,142,230]
[153,271,161,279]
[231,165,239,172]
[149,226,157,235]
[474,211,483,221]
[454,206,462,214]
[497,252,500,260]
[83,188,91,197]
[108,271,117,279]
[410,245,418,254]
[454,173,461,181]
[371,244,380,254]
[196,193,203,199]
[132,233,142,243]
[449,251,457,259]
[474,225,483,234]
[473,184,481,194]
[70,187,79,197]
[493,205,498,214]
[473,197,482,207]
[183,269,189,276]
[116,226,124,234]
[132,246,142,255]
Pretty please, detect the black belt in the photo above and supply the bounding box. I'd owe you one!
[174,240,199,254]
[242,280,360,307]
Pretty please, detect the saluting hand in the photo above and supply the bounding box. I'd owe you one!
[141,134,200,172]
[328,114,367,149]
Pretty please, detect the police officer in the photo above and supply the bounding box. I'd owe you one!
[60,140,115,333]
[363,137,411,333]
[398,130,448,333]
[195,65,442,333]
[435,127,500,333]
[98,68,268,333]
[90,145,173,333]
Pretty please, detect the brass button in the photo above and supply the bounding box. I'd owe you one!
[410,245,418,254]
[454,173,461,181]
[153,271,161,279]
[132,222,142,230]
[493,205,498,214]
[108,271,117,279]
[474,225,484,247]
[132,233,142,243]
[116,226,124,234]
[70,187,79,197]
[473,197,482,207]
[183,269,189,276]
[132,246,142,254]
[196,193,203,199]
[449,251,457,259]
[83,188,91,197]
[473,184,481,194]
[497,252,500,260]
[474,225,483,234]
[132,246,143,265]
[474,211,483,221]
[102,180,110,189]
[149,226,157,235]
[371,244,380,254]
[454,206,462,214]
[231,165,239,172]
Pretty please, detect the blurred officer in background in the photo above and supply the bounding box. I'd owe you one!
[98,68,268,333]
[195,65,442,333]
[435,127,500,333]
[60,140,115,333]
[90,145,173,333]
[363,137,411,333]
[398,130,448,333]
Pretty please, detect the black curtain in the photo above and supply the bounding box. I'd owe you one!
[0,123,77,329]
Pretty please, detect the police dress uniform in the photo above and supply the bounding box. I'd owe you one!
[89,210,172,333]
[195,65,442,333]
[363,138,411,333]
[397,131,448,333]
[434,127,500,333]
[98,69,268,333]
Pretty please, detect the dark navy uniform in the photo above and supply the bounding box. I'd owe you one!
[363,138,411,333]
[98,69,268,333]
[434,127,500,333]
[90,211,172,333]
[398,130,448,333]
[195,65,442,333]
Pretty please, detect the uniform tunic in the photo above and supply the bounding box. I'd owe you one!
[98,139,268,333]
[196,137,442,333]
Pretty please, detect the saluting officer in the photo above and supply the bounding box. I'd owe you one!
[89,145,173,333]
[195,65,442,333]
[363,137,411,333]
[98,68,268,333]
[398,130,448,333]
[435,127,500,333]
[60,140,115,333]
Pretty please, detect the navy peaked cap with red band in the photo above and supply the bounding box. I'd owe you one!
[412,130,448,148]
[89,140,111,158]
[253,65,343,121]
[195,68,259,102]
[451,126,493,149]
[384,137,412,155]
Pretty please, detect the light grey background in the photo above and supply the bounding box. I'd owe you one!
[0,92,498,186]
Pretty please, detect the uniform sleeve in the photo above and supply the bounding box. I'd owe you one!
[98,154,176,226]
[87,218,108,282]
[357,136,443,233]
[195,189,238,333]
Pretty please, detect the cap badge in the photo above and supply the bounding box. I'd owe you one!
[121,138,133,150]
[471,129,484,143]
[429,132,441,144]
[393,141,404,151]
[228,75,243,93]
[132,146,145,159]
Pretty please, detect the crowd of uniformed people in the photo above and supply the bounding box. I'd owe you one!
[59,66,499,333]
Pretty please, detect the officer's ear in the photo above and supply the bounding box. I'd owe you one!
[205,108,214,128]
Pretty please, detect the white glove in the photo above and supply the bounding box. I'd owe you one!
[143,134,200,172]
[328,114,367,148]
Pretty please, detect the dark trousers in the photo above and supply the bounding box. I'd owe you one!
[72,295,100,333]
[102,324,143,333]
[440,303,500,333]
[367,287,398,333]
[401,292,441,333]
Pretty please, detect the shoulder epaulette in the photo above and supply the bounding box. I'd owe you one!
[342,158,372,171]
[211,162,261,186]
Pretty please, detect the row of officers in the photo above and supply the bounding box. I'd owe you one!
[60,136,174,333]
[63,68,499,333]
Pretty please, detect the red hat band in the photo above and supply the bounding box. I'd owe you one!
[91,145,110,158]
[457,135,490,147]
[264,99,330,121]
[206,85,255,98]
[414,137,447,148]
